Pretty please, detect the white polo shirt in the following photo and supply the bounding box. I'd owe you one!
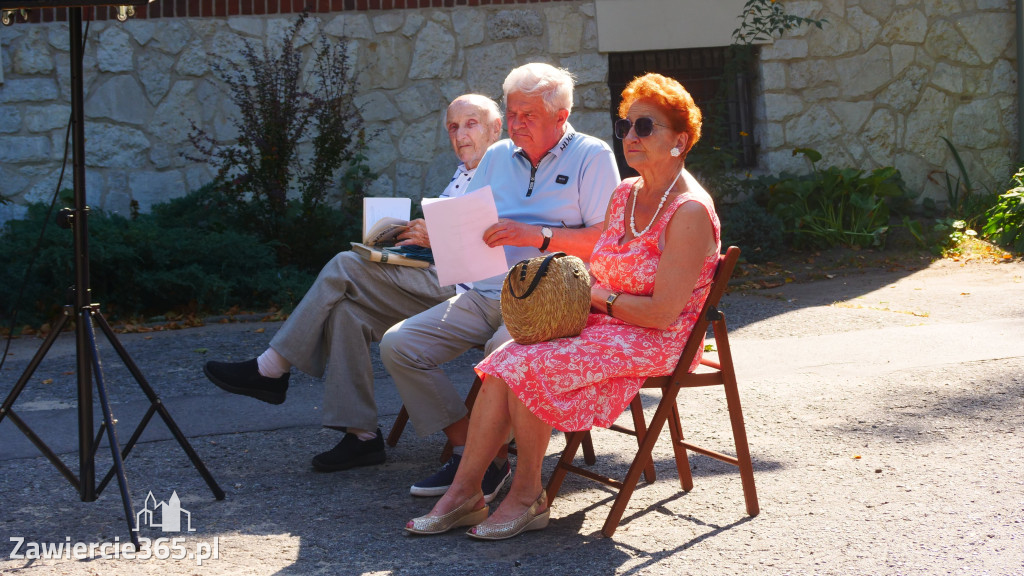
[466,123,620,298]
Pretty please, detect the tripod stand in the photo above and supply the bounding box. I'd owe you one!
[0,6,224,547]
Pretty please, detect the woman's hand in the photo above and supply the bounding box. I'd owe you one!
[482,218,540,248]
[396,218,431,248]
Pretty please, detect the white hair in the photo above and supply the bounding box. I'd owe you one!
[443,93,503,127]
[502,63,575,115]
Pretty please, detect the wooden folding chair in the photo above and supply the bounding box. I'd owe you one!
[544,246,758,537]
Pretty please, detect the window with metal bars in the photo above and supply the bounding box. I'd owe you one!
[607,46,758,176]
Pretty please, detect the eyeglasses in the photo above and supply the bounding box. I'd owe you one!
[614,117,667,139]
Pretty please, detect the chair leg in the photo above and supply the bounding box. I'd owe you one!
[628,396,657,483]
[716,320,759,516]
[386,406,409,448]
[667,402,694,491]
[601,385,683,537]
[545,430,587,505]
[580,431,596,465]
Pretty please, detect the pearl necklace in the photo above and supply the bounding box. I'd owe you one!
[630,170,683,237]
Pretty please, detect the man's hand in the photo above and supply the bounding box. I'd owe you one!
[396,218,431,248]
[482,218,540,248]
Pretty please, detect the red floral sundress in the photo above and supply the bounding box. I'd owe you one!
[475,173,721,432]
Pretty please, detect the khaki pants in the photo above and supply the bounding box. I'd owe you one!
[379,290,512,437]
[270,251,455,431]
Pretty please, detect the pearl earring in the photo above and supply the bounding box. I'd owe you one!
[670,147,681,157]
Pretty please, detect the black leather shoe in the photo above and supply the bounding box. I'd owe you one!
[204,359,289,405]
[312,429,386,472]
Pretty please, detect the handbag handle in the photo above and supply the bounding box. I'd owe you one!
[507,252,566,300]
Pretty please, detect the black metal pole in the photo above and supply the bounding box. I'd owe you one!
[68,6,95,502]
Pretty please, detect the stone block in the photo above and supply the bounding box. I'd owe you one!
[126,20,157,46]
[0,78,59,103]
[150,81,198,145]
[904,88,951,165]
[464,44,517,98]
[409,21,456,79]
[137,51,173,105]
[0,136,50,162]
[83,122,150,168]
[394,160,425,199]
[89,75,151,125]
[0,105,22,133]
[487,10,543,40]
[546,5,583,55]
[395,84,445,121]
[835,45,892,98]
[355,92,399,123]
[358,36,412,90]
[952,99,1003,149]
[97,27,134,74]
[881,7,927,44]
[559,52,607,85]
[0,165,29,198]
[956,13,1014,64]
[13,28,54,75]
[176,43,210,77]
[452,10,486,47]
[398,117,442,163]
[924,20,980,66]
[227,16,265,38]
[371,13,405,35]
[23,104,68,132]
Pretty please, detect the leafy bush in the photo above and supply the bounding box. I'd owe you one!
[0,187,321,328]
[186,12,371,266]
[982,168,1024,253]
[758,148,913,250]
[718,200,785,263]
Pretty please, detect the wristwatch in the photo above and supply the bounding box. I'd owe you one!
[539,227,553,251]
[605,292,620,317]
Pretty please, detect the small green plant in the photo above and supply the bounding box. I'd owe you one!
[760,148,912,250]
[933,218,977,257]
[732,0,826,44]
[186,12,371,266]
[933,137,998,228]
[982,168,1024,253]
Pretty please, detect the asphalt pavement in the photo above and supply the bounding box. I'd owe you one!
[1,256,1022,575]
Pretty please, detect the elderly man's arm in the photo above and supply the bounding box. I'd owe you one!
[482,219,602,261]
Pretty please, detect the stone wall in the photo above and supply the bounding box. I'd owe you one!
[0,1,608,223]
[756,0,1018,202]
[0,0,1020,224]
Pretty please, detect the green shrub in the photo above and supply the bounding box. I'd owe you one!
[759,148,913,250]
[982,168,1024,253]
[186,12,371,265]
[718,200,785,263]
[0,189,319,328]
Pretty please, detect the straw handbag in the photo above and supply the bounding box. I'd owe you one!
[500,252,591,345]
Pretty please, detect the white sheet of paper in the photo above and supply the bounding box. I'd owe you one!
[363,197,411,234]
[422,186,509,287]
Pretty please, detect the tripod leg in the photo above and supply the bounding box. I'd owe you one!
[93,312,225,500]
[1,310,71,423]
[83,310,140,547]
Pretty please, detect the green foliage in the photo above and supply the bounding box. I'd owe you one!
[758,148,913,250]
[718,200,785,263]
[0,186,323,328]
[186,12,371,262]
[982,168,1024,253]
[934,136,1000,228]
[732,0,826,45]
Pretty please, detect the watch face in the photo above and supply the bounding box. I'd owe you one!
[542,227,553,238]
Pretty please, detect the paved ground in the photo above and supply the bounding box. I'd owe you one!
[1,255,1022,575]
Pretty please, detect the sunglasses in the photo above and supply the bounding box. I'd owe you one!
[614,117,668,139]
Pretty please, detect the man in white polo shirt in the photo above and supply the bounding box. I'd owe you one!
[379,63,620,498]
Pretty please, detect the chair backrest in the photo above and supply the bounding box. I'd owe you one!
[643,245,740,389]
